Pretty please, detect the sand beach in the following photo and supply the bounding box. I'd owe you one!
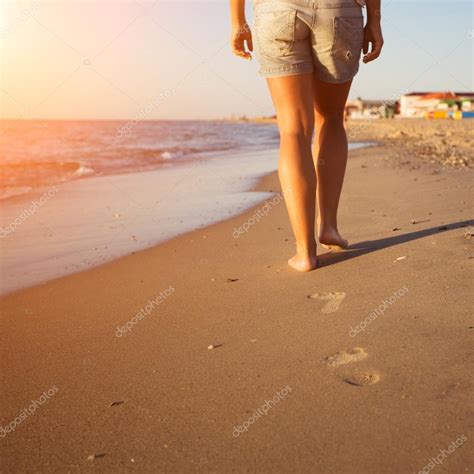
[1,120,473,472]
[2,0,473,470]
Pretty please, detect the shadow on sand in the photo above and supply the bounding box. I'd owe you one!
[318,219,474,268]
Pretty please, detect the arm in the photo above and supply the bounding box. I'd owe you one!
[230,0,253,60]
[363,0,384,63]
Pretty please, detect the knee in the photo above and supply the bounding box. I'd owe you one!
[279,121,313,144]
[315,110,344,127]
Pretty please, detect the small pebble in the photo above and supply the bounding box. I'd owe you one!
[87,453,106,461]
[208,344,222,350]
[109,400,124,407]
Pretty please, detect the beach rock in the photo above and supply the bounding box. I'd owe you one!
[109,400,124,407]
[208,344,222,350]
[87,453,106,461]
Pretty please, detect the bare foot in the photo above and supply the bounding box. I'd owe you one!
[319,227,348,251]
[288,252,317,272]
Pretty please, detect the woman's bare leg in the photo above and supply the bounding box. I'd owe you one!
[266,73,317,271]
[312,78,352,250]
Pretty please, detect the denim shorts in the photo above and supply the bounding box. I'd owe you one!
[253,0,365,83]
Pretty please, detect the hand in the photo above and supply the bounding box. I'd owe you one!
[231,22,253,60]
[363,20,384,63]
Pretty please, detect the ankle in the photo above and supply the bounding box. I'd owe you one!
[319,220,338,232]
[296,241,317,256]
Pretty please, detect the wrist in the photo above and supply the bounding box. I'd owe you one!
[232,19,247,29]
[367,10,381,24]
[367,17,381,27]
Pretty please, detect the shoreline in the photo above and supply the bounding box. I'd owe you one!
[0,143,370,296]
[0,166,281,298]
[0,148,280,296]
[1,141,472,472]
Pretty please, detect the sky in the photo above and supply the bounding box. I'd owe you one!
[0,0,472,120]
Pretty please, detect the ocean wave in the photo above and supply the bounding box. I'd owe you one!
[0,186,33,201]
[0,161,93,201]
[73,165,95,177]
[0,120,280,201]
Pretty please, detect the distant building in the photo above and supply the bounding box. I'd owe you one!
[345,98,397,119]
[400,91,474,118]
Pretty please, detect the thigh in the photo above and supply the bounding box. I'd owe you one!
[267,73,315,140]
[313,77,352,120]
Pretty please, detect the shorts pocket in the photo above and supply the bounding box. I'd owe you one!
[254,9,297,57]
[331,16,364,63]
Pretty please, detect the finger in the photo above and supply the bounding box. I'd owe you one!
[233,49,247,58]
[363,46,373,62]
[363,42,375,62]
[247,35,253,52]
[364,41,382,63]
[232,39,252,60]
[232,38,244,54]
[233,47,251,60]
[363,35,369,55]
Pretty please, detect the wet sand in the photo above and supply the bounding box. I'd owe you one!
[0,149,280,296]
[1,144,473,472]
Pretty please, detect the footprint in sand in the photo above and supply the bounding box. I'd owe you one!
[324,347,368,367]
[309,292,346,314]
[325,348,381,386]
[341,368,381,386]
